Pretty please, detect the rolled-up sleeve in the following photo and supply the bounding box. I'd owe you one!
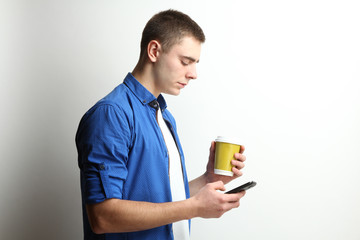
[76,103,132,204]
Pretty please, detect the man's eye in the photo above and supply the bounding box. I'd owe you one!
[181,61,189,66]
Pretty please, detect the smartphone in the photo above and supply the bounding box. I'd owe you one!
[225,181,257,194]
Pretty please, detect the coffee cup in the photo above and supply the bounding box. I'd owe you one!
[214,136,241,176]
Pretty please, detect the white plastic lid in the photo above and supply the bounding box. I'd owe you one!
[215,136,242,145]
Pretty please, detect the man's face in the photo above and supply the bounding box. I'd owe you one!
[153,36,202,96]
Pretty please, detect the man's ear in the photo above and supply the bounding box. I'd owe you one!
[147,40,161,63]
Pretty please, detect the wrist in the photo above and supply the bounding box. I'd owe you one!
[185,197,200,219]
[203,171,214,184]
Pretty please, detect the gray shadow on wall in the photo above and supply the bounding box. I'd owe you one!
[2,77,83,239]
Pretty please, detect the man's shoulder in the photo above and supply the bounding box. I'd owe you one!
[82,83,137,123]
[96,82,136,111]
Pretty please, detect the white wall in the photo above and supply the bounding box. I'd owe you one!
[1,0,360,239]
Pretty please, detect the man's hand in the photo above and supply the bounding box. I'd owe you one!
[205,141,246,185]
[190,181,246,218]
[87,181,246,234]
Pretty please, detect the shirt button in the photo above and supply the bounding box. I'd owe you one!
[99,164,105,170]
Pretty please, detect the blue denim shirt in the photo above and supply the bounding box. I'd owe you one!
[76,73,190,240]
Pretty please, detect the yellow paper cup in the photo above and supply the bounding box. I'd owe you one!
[214,136,241,176]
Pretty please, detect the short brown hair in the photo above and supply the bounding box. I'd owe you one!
[139,9,205,57]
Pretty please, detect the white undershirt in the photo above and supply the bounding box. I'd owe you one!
[157,109,190,240]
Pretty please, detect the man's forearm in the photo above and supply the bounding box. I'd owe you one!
[86,198,198,234]
[189,174,208,197]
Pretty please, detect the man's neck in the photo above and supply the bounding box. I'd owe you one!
[132,62,160,97]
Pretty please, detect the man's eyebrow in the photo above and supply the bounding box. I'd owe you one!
[182,56,200,63]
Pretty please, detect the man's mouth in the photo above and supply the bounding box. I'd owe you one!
[178,82,187,88]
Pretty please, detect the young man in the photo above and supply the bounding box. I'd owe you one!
[76,9,246,240]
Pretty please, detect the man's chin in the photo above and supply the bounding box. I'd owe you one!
[163,90,181,96]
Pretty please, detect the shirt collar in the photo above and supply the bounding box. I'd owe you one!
[124,72,167,110]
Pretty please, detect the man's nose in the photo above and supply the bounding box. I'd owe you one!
[186,65,197,80]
